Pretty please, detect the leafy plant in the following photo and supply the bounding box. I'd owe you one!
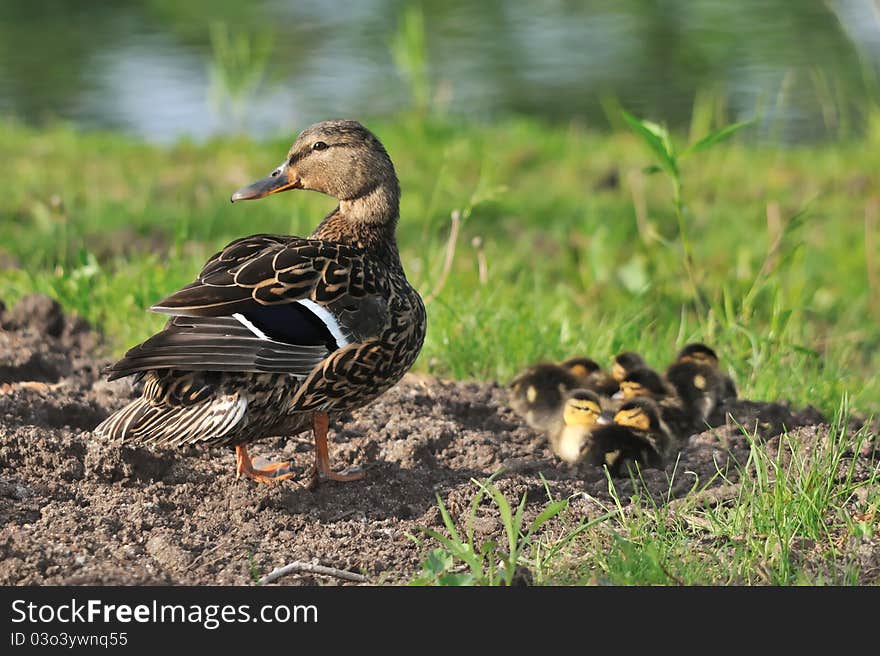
[622,111,753,304]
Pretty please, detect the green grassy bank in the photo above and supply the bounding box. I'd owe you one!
[2,116,877,417]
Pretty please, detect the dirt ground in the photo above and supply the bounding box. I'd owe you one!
[1,295,877,585]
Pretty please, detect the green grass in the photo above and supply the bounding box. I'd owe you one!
[407,472,593,586]
[2,115,878,585]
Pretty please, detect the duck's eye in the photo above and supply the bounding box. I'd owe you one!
[312,141,328,151]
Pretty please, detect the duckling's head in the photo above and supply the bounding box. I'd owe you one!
[509,362,579,427]
[231,120,398,205]
[675,342,719,368]
[561,357,601,381]
[562,389,603,427]
[616,367,666,400]
[613,397,663,432]
[611,351,646,382]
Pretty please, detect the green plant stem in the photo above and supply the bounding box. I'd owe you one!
[671,175,701,307]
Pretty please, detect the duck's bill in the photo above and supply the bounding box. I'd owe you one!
[231,168,302,201]
[596,411,615,425]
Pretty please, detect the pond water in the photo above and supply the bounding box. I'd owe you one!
[0,0,877,142]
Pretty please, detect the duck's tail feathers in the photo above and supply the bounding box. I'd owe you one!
[93,394,248,447]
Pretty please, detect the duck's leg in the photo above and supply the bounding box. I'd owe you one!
[235,445,295,485]
[305,412,364,489]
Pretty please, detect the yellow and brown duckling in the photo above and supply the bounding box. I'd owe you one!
[616,366,709,441]
[611,351,648,383]
[561,356,619,397]
[582,397,671,476]
[95,120,426,488]
[509,362,580,432]
[614,366,672,402]
[672,342,737,403]
[548,388,604,464]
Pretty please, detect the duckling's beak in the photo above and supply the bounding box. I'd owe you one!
[230,163,302,202]
[597,411,615,425]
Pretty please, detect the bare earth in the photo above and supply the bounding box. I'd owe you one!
[1,295,877,585]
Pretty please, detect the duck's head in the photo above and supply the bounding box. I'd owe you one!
[613,397,662,432]
[611,351,646,382]
[509,362,579,423]
[562,389,603,428]
[561,357,601,381]
[615,367,666,400]
[231,120,398,204]
[675,342,719,368]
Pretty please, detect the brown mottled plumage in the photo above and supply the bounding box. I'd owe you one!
[95,120,426,487]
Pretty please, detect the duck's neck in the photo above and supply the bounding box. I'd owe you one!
[310,181,402,269]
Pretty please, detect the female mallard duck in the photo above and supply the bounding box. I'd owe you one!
[508,362,580,432]
[672,342,737,403]
[583,397,671,476]
[561,356,619,397]
[94,120,426,488]
[549,388,603,463]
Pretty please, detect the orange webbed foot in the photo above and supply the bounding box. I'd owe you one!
[235,446,295,485]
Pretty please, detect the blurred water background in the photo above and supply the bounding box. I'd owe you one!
[1,0,879,143]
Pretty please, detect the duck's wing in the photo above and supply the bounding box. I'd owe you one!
[105,234,385,381]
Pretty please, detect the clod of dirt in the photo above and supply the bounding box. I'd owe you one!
[0,294,877,585]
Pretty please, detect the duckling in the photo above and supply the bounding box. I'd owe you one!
[673,342,737,402]
[617,366,702,442]
[582,397,671,476]
[614,366,672,401]
[665,359,721,432]
[611,351,647,383]
[509,362,580,432]
[561,356,619,397]
[95,120,426,488]
[548,389,604,464]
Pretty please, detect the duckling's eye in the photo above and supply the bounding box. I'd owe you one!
[628,384,646,396]
[616,409,645,426]
[312,141,329,151]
